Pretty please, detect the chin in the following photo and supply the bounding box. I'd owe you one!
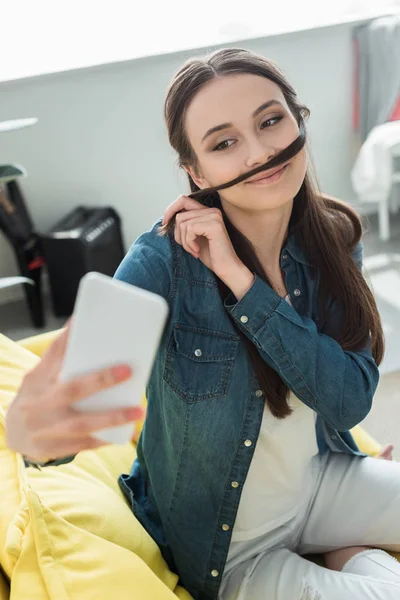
[256,175,305,204]
[237,190,295,212]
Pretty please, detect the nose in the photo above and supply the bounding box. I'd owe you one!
[245,136,275,169]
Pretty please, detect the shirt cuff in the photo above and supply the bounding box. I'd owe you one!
[224,274,281,336]
[24,455,76,469]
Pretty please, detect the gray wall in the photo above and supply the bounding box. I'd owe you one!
[0,22,357,300]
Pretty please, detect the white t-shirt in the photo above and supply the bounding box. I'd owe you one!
[228,294,319,545]
[229,395,318,543]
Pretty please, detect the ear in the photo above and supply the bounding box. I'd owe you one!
[184,165,210,190]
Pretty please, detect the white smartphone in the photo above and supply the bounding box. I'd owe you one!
[60,272,169,444]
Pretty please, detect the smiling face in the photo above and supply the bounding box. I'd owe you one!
[184,73,307,214]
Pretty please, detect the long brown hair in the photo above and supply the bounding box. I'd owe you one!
[159,48,384,419]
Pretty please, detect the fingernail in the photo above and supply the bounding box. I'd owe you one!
[112,365,132,381]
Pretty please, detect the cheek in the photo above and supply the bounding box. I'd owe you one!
[200,154,242,187]
[278,148,307,199]
[290,148,307,181]
[217,164,239,184]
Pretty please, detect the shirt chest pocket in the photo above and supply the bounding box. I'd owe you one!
[163,324,239,403]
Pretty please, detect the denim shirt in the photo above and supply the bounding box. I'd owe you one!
[114,219,379,600]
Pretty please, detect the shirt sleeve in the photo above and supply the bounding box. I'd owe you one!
[224,239,379,432]
[113,220,174,302]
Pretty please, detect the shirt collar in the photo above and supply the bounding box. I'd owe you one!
[285,232,312,267]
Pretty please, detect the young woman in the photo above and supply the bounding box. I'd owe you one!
[6,48,400,600]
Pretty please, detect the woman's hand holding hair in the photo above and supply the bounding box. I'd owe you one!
[162,195,254,300]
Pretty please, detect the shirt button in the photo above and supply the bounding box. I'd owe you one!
[222,524,230,531]
[282,254,288,260]
[240,315,249,324]
[244,439,252,447]
[194,348,202,357]
[331,435,337,440]
[293,288,301,297]
[231,481,239,488]
[211,569,219,577]
[255,389,263,397]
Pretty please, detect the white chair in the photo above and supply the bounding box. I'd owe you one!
[0,277,34,291]
[379,141,400,241]
[352,123,400,243]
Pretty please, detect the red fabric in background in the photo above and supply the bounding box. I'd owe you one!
[353,37,400,132]
[390,98,400,121]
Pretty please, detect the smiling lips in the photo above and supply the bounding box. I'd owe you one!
[245,162,290,185]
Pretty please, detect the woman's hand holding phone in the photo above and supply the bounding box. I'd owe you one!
[5,323,144,464]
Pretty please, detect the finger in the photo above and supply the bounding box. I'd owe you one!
[180,221,199,257]
[57,364,133,407]
[50,320,74,374]
[185,224,200,256]
[175,208,216,223]
[55,436,108,455]
[176,207,222,228]
[41,324,70,363]
[174,208,216,243]
[175,212,203,249]
[26,437,108,463]
[162,195,206,225]
[38,405,145,439]
[184,214,222,245]
[378,444,394,460]
[176,209,221,255]
[174,218,182,246]
[187,215,224,239]
[32,324,72,383]
[175,209,204,248]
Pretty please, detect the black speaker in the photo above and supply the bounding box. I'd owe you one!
[42,206,125,316]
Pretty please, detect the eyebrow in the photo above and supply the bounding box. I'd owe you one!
[201,100,284,143]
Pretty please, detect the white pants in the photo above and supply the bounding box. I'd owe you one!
[219,452,400,600]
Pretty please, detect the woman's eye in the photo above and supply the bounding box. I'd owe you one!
[261,116,282,129]
[213,139,235,151]
[211,117,282,151]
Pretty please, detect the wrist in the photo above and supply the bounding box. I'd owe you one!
[221,263,255,302]
[23,455,54,470]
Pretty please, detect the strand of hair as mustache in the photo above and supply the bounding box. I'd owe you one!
[189,120,306,200]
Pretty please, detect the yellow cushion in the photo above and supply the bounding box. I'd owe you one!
[0,332,191,600]
[351,424,383,458]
